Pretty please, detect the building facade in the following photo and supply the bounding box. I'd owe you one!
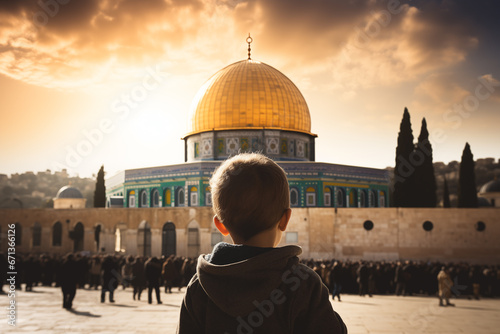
[106,55,390,210]
[2,207,499,264]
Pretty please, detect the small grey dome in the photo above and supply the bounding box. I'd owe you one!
[479,179,500,193]
[56,186,83,199]
[477,197,492,207]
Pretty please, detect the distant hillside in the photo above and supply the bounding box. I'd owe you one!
[0,170,95,208]
[387,158,500,207]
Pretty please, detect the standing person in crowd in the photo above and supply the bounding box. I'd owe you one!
[438,266,455,307]
[367,262,376,297]
[145,256,163,304]
[394,261,407,296]
[329,261,343,301]
[177,153,347,333]
[101,255,118,303]
[470,265,482,300]
[58,253,79,310]
[132,256,146,300]
[76,254,90,289]
[357,261,369,297]
[122,255,134,289]
[89,255,102,290]
[24,255,40,291]
[180,258,195,288]
[162,255,178,293]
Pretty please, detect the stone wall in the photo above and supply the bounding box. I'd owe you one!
[1,207,498,264]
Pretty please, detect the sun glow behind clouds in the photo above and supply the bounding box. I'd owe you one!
[0,0,499,177]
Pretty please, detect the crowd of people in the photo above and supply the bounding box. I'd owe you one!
[302,259,500,301]
[0,252,197,309]
[1,253,499,309]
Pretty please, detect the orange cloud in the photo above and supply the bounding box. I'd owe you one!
[0,0,488,92]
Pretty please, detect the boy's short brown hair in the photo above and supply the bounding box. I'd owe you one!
[209,153,290,241]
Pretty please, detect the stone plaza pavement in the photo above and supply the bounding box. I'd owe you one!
[1,286,499,333]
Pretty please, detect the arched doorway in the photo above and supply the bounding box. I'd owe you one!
[52,222,62,246]
[94,224,102,252]
[359,190,366,207]
[73,222,84,252]
[114,222,127,253]
[32,222,42,247]
[162,222,176,257]
[137,221,151,257]
[187,220,200,258]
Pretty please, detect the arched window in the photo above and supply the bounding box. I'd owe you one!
[137,221,151,257]
[379,191,386,207]
[32,222,41,247]
[128,190,136,208]
[369,190,376,207]
[139,190,148,208]
[290,188,299,207]
[359,191,366,207]
[73,222,84,252]
[114,223,126,253]
[349,189,357,208]
[115,227,123,252]
[205,187,212,206]
[190,186,198,206]
[94,225,102,252]
[324,187,332,207]
[52,222,62,246]
[306,187,316,207]
[176,187,185,207]
[151,188,160,207]
[336,188,345,208]
[15,223,22,246]
[164,188,172,207]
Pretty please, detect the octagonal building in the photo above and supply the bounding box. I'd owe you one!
[184,59,316,162]
[107,42,389,209]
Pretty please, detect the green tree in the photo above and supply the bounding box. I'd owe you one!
[93,165,106,208]
[442,177,451,208]
[458,143,478,207]
[414,118,437,207]
[393,108,415,207]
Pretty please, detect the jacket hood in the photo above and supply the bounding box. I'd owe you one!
[197,245,302,317]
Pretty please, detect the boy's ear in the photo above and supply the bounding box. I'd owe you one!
[214,216,230,236]
[278,208,292,232]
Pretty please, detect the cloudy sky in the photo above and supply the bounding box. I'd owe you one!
[0,0,499,178]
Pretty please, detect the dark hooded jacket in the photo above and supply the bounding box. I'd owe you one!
[177,242,347,333]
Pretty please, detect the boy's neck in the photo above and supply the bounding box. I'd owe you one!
[230,227,281,248]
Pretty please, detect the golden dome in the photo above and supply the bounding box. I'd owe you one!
[186,59,314,137]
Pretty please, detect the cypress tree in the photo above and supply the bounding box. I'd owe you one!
[458,143,478,207]
[94,165,106,207]
[442,177,451,208]
[414,118,437,207]
[393,108,415,207]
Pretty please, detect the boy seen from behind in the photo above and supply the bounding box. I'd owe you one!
[177,153,347,333]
